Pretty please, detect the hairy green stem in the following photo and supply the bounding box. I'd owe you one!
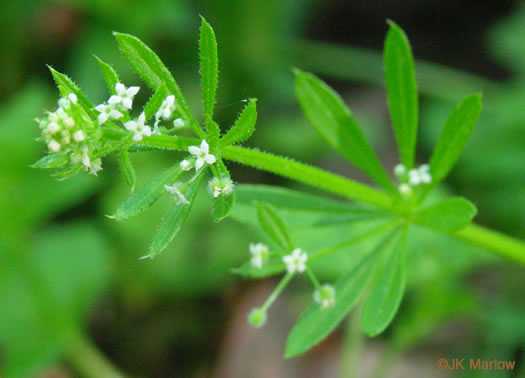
[137,136,525,265]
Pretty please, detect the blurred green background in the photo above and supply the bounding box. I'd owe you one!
[1,0,524,377]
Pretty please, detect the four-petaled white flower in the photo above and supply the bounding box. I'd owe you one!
[188,140,216,170]
[155,95,176,120]
[283,248,308,274]
[109,82,140,109]
[124,112,152,142]
[164,182,189,205]
[95,103,123,125]
[314,284,336,309]
[249,243,269,269]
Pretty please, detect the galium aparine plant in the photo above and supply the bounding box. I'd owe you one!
[33,17,525,358]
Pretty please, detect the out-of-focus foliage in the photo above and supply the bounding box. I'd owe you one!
[1,0,524,376]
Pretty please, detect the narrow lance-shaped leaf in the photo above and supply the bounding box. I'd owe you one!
[144,84,168,121]
[429,94,482,187]
[384,21,419,169]
[415,197,477,233]
[113,32,205,138]
[148,171,205,257]
[284,231,398,358]
[361,232,407,336]
[207,119,221,151]
[236,184,365,213]
[95,56,120,94]
[119,148,136,191]
[199,17,219,128]
[31,152,69,169]
[218,99,257,147]
[256,202,293,251]
[211,160,235,222]
[111,164,182,220]
[294,70,393,191]
[48,66,97,119]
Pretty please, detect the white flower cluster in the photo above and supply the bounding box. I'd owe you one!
[394,163,432,196]
[38,93,102,175]
[150,94,185,133]
[95,83,139,125]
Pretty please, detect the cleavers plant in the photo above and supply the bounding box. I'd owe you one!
[33,18,525,358]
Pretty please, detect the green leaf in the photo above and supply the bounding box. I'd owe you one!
[415,197,477,233]
[237,184,361,213]
[199,17,219,128]
[232,258,285,278]
[284,233,396,358]
[113,32,205,138]
[294,70,392,190]
[384,21,418,169]
[119,149,136,191]
[31,152,69,169]
[111,164,182,220]
[211,160,235,222]
[361,233,407,336]
[143,84,168,120]
[148,172,204,257]
[218,99,257,147]
[48,66,97,119]
[95,56,120,94]
[256,202,293,251]
[429,94,482,186]
[207,120,221,151]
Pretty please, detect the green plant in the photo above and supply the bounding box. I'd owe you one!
[33,17,525,360]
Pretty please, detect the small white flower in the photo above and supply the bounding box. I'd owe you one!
[108,82,140,109]
[125,112,152,142]
[164,182,190,205]
[418,164,432,184]
[68,93,78,104]
[73,130,85,142]
[249,242,269,269]
[95,103,123,125]
[88,158,103,176]
[314,284,336,309]
[208,177,234,198]
[61,130,70,145]
[394,164,406,177]
[155,95,176,120]
[48,140,61,152]
[64,117,75,128]
[58,97,71,109]
[399,183,412,196]
[188,140,216,170]
[47,122,60,134]
[283,248,308,274]
[180,159,192,171]
[408,169,421,185]
[173,118,185,129]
